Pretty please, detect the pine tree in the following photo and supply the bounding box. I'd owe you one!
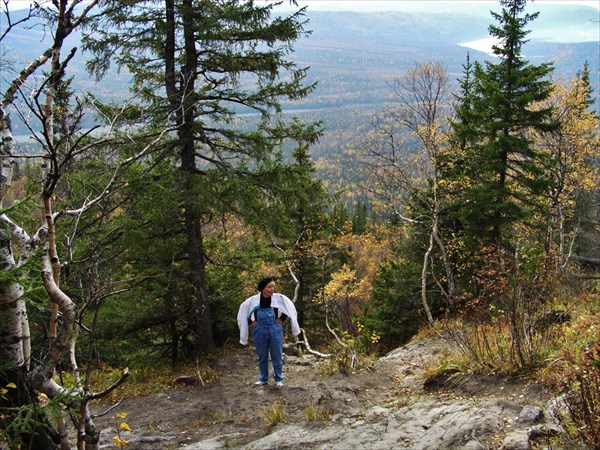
[352,200,368,235]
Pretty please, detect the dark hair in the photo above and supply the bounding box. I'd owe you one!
[257,277,275,292]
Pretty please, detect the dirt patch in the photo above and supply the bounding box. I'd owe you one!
[424,373,552,403]
[91,339,552,449]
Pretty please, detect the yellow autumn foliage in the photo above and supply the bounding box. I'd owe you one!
[324,264,364,301]
[531,74,599,260]
[113,435,130,447]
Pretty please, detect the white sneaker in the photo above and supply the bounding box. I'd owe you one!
[275,381,284,387]
[254,380,267,385]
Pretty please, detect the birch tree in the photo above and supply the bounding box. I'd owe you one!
[533,70,599,271]
[360,61,453,324]
[0,1,158,447]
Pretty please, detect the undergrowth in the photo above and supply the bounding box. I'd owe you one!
[304,403,331,423]
[64,359,221,404]
[424,290,599,448]
[318,334,379,376]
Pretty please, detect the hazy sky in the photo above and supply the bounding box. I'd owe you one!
[280,0,600,45]
[3,0,599,45]
[4,0,600,11]
[283,0,600,12]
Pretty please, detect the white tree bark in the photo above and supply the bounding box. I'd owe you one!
[0,232,30,370]
[0,107,15,196]
[0,2,117,448]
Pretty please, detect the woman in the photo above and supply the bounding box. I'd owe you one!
[237,277,300,387]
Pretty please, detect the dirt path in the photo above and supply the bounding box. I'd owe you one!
[91,339,553,449]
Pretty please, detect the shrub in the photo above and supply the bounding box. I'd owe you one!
[556,342,600,449]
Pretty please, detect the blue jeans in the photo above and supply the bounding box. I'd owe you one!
[251,308,284,382]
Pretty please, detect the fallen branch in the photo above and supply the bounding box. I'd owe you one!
[291,328,332,358]
[91,397,126,419]
[195,357,206,387]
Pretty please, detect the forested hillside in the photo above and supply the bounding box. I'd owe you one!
[289,8,599,197]
[1,1,599,449]
[4,4,598,196]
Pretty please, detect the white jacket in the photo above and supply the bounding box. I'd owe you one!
[237,293,301,345]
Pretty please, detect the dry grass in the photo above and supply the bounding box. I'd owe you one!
[303,403,331,423]
[422,291,599,448]
[262,401,287,431]
[186,408,247,429]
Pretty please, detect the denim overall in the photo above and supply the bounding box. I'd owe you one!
[252,307,284,383]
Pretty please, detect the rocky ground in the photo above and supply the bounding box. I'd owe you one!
[91,337,569,449]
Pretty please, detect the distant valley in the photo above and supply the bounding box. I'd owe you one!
[290,6,599,195]
[2,3,598,196]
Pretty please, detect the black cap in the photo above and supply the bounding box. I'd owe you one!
[257,277,275,292]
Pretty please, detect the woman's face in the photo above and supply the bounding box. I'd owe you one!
[262,282,275,297]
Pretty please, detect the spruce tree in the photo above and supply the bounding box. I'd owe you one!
[84,0,321,354]
[450,0,559,249]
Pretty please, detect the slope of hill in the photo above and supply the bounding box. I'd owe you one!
[90,337,561,450]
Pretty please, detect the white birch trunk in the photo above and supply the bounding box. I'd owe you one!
[30,227,100,449]
[421,228,436,326]
[1,2,107,447]
[0,107,14,197]
[0,230,30,370]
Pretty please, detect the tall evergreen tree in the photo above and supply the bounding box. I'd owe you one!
[352,200,368,234]
[84,0,321,354]
[450,0,559,249]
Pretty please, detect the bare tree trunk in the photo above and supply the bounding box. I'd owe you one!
[0,107,15,194]
[0,216,35,366]
[0,233,29,370]
[431,180,456,306]
[421,228,436,326]
[1,227,58,449]
[184,205,215,353]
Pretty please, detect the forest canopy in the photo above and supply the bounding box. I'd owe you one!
[0,0,598,449]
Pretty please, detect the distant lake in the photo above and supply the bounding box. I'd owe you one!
[459,37,498,56]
